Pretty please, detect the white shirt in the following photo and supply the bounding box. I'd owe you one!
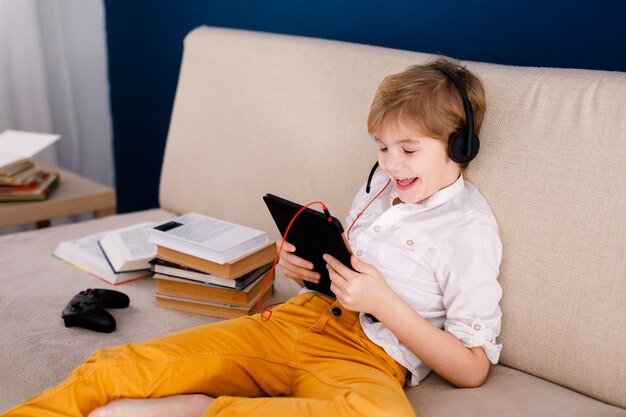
[345,170,503,386]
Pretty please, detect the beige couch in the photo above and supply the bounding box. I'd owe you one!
[1,26,624,416]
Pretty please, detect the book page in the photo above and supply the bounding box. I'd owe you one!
[118,226,155,258]
[176,220,236,244]
[0,154,19,167]
[0,130,61,158]
[56,232,112,274]
[75,233,110,260]
[161,213,265,252]
[54,231,152,283]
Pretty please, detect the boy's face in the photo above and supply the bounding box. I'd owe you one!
[375,118,461,204]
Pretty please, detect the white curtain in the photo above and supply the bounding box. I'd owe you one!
[0,0,113,187]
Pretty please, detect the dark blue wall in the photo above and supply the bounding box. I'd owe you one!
[104,0,626,213]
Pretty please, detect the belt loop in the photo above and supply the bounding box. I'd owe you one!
[311,314,332,334]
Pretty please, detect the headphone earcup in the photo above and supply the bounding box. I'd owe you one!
[448,130,480,164]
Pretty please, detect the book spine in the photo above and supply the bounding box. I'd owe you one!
[154,290,272,319]
[154,272,273,306]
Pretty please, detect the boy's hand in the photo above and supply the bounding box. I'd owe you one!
[278,242,320,288]
[324,254,398,315]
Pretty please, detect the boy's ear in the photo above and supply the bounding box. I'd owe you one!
[448,130,480,164]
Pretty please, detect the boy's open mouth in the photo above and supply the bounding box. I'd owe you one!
[395,177,418,188]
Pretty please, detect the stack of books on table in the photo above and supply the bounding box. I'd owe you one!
[0,161,60,202]
[148,213,277,319]
[0,130,62,202]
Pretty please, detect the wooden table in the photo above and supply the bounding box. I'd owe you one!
[0,165,116,229]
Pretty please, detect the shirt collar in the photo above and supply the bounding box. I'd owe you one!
[389,175,465,210]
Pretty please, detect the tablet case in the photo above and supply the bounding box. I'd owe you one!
[263,193,353,298]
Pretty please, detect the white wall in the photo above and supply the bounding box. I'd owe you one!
[0,0,113,233]
[0,0,113,187]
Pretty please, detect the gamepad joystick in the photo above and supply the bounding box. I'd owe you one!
[61,288,130,333]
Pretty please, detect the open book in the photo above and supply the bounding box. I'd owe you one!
[99,222,157,272]
[53,230,152,285]
[149,213,269,264]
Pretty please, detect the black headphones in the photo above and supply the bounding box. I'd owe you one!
[366,64,479,193]
[433,65,480,165]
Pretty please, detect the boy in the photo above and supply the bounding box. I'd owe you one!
[2,57,502,417]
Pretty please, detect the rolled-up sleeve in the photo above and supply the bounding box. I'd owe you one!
[435,220,503,364]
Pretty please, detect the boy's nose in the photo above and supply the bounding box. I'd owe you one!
[384,153,403,171]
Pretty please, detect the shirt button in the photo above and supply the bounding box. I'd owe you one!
[373,225,381,232]
[356,250,363,256]
[406,240,414,246]
[332,307,342,317]
[474,324,481,331]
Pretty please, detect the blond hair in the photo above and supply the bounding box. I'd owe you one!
[368,57,486,168]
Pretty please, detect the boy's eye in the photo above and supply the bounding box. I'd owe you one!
[379,147,388,152]
[403,149,416,154]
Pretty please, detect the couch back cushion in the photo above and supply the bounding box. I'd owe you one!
[160,26,626,407]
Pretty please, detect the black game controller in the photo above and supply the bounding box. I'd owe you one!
[61,288,130,333]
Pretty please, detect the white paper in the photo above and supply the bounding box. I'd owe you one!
[0,130,61,166]
[118,226,155,258]
[158,212,267,252]
[149,212,270,264]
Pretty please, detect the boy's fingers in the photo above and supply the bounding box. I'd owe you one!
[350,255,378,276]
[323,254,351,277]
[281,251,314,270]
[279,261,320,282]
[282,241,296,252]
[350,254,365,272]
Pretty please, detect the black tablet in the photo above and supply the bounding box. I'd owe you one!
[263,193,353,298]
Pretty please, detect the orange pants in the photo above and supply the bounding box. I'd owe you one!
[2,293,414,417]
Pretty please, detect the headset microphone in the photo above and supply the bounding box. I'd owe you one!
[365,162,379,193]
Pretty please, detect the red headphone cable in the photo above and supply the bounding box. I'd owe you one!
[258,201,331,321]
[258,180,390,321]
[345,179,391,241]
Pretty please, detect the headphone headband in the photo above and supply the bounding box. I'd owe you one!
[432,65,479,163]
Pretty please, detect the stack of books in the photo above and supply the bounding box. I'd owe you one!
[148,213,277,319]
[0,130,62,202]
[0,160,60,202]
